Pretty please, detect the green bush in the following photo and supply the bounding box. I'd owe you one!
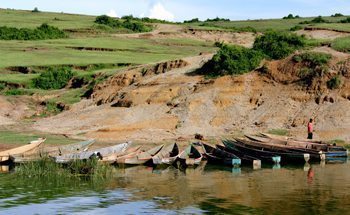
[0,83,5,91]
[283,14,300,19]
[290,25,303,31]
[311,16,327,23]
[0,23,66,40]
[95,15,151,32]
[205,17,230,22]
[184,18,200,23]
[293,52,332,67]
[33,67,75,90]
[332,37,350,52]
[327,75,342,89]
[199,44,263,77]
[32,7,40,13]
[339,17,350,23]
[332,13,344,17]
[253,31,305,59]
[4,89,26,96]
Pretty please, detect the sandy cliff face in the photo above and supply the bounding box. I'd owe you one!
[33,50,350,143]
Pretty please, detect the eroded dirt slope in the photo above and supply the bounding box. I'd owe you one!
[34,50,350,143]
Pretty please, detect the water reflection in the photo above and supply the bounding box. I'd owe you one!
[0,160,349,214]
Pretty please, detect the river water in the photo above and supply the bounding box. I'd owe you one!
[0,160,349,214]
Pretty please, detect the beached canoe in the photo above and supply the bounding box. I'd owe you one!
[229,138,325,161]
[0,138,46,163]
[100,146,142,164]
[54,142,131,163]
[152,143,179,165]
[217,143,261,169]
[12,139,95,163]
[231,139,309,164]
[117,144,164,165]
[175,144,203,168]
[247,134,347,158]
[201,143,241,167]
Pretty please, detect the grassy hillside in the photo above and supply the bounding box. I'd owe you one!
[0,9,95,29]
[186,16,350,32]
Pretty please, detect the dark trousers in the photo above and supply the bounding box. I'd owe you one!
[307,132,313,140]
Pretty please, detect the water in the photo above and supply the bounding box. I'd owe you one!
[0,160,350,215]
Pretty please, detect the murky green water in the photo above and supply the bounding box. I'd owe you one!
[0,160,349,214]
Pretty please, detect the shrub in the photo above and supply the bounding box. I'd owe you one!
[0,23,66,40]
[199,44,263,77]
[290,25,303,31]
[283,14,300,19]
[95,15,151,32]
[332,36,350,52]
[327,75,342,89]
[184,18,200,23]
[4,89,26,96]
[293,52,332,67]
[311,16,327,23]
[331,13,344,17]
[205,17,230,22]
[339,17,350,23]
[33,67,75,90]
[32,7,40,13]
[253,31,305,59]
[0,83,5,91]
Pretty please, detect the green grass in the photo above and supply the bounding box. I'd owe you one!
[0,9,96,29]
[0,37,215,68]
[332,36,350,53]
[0,130,78,145]
[186,16,350,32]
[267,129,289,136]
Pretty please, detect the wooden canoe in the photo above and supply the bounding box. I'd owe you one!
[12,139,95,163]
[231,139,309,164]
[233,138,325,161]
[0,138,46,163]
[100,146,142,164]
[218,143,261,169]
[152,143,179,165]
[201,143,241,167]
[117,144,164,165]
[175,144,203,167]
[55,142,131,163]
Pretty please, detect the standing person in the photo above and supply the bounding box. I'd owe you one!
[307,118,314,139]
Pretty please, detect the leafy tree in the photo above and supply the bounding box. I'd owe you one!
[32,7,40,13]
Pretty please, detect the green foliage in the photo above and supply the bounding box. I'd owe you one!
[327,75,342,89]
[293,52,332,67]
[3,89,26,96]
[32,7,40,13]
[332,36,350,52]
[0,83,5,91]
[283,14,300,19]
[331,13,344,17]
[95,15,152,32]
[339,17,350,23]
[205,17,230,22]
[253,31,305,59]
[184,18,200,23]
[299,16,328,24]
[199,44,263,77]
[32,67,75,90]
[0,23,66,40]
[290,25,303,31]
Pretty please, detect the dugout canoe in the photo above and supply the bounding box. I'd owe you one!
[231,139,310,164]
[201,143,241,167]
[55,142,131,163]
[175,144,203,168]
[152,143,179,165]
[12,139,95,163]
[0,138,46,163]
[217,144,261,169]
[100,146,142,164]
[117,144,164,165]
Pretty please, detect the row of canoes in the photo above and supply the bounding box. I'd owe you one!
[0,134,348,169]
